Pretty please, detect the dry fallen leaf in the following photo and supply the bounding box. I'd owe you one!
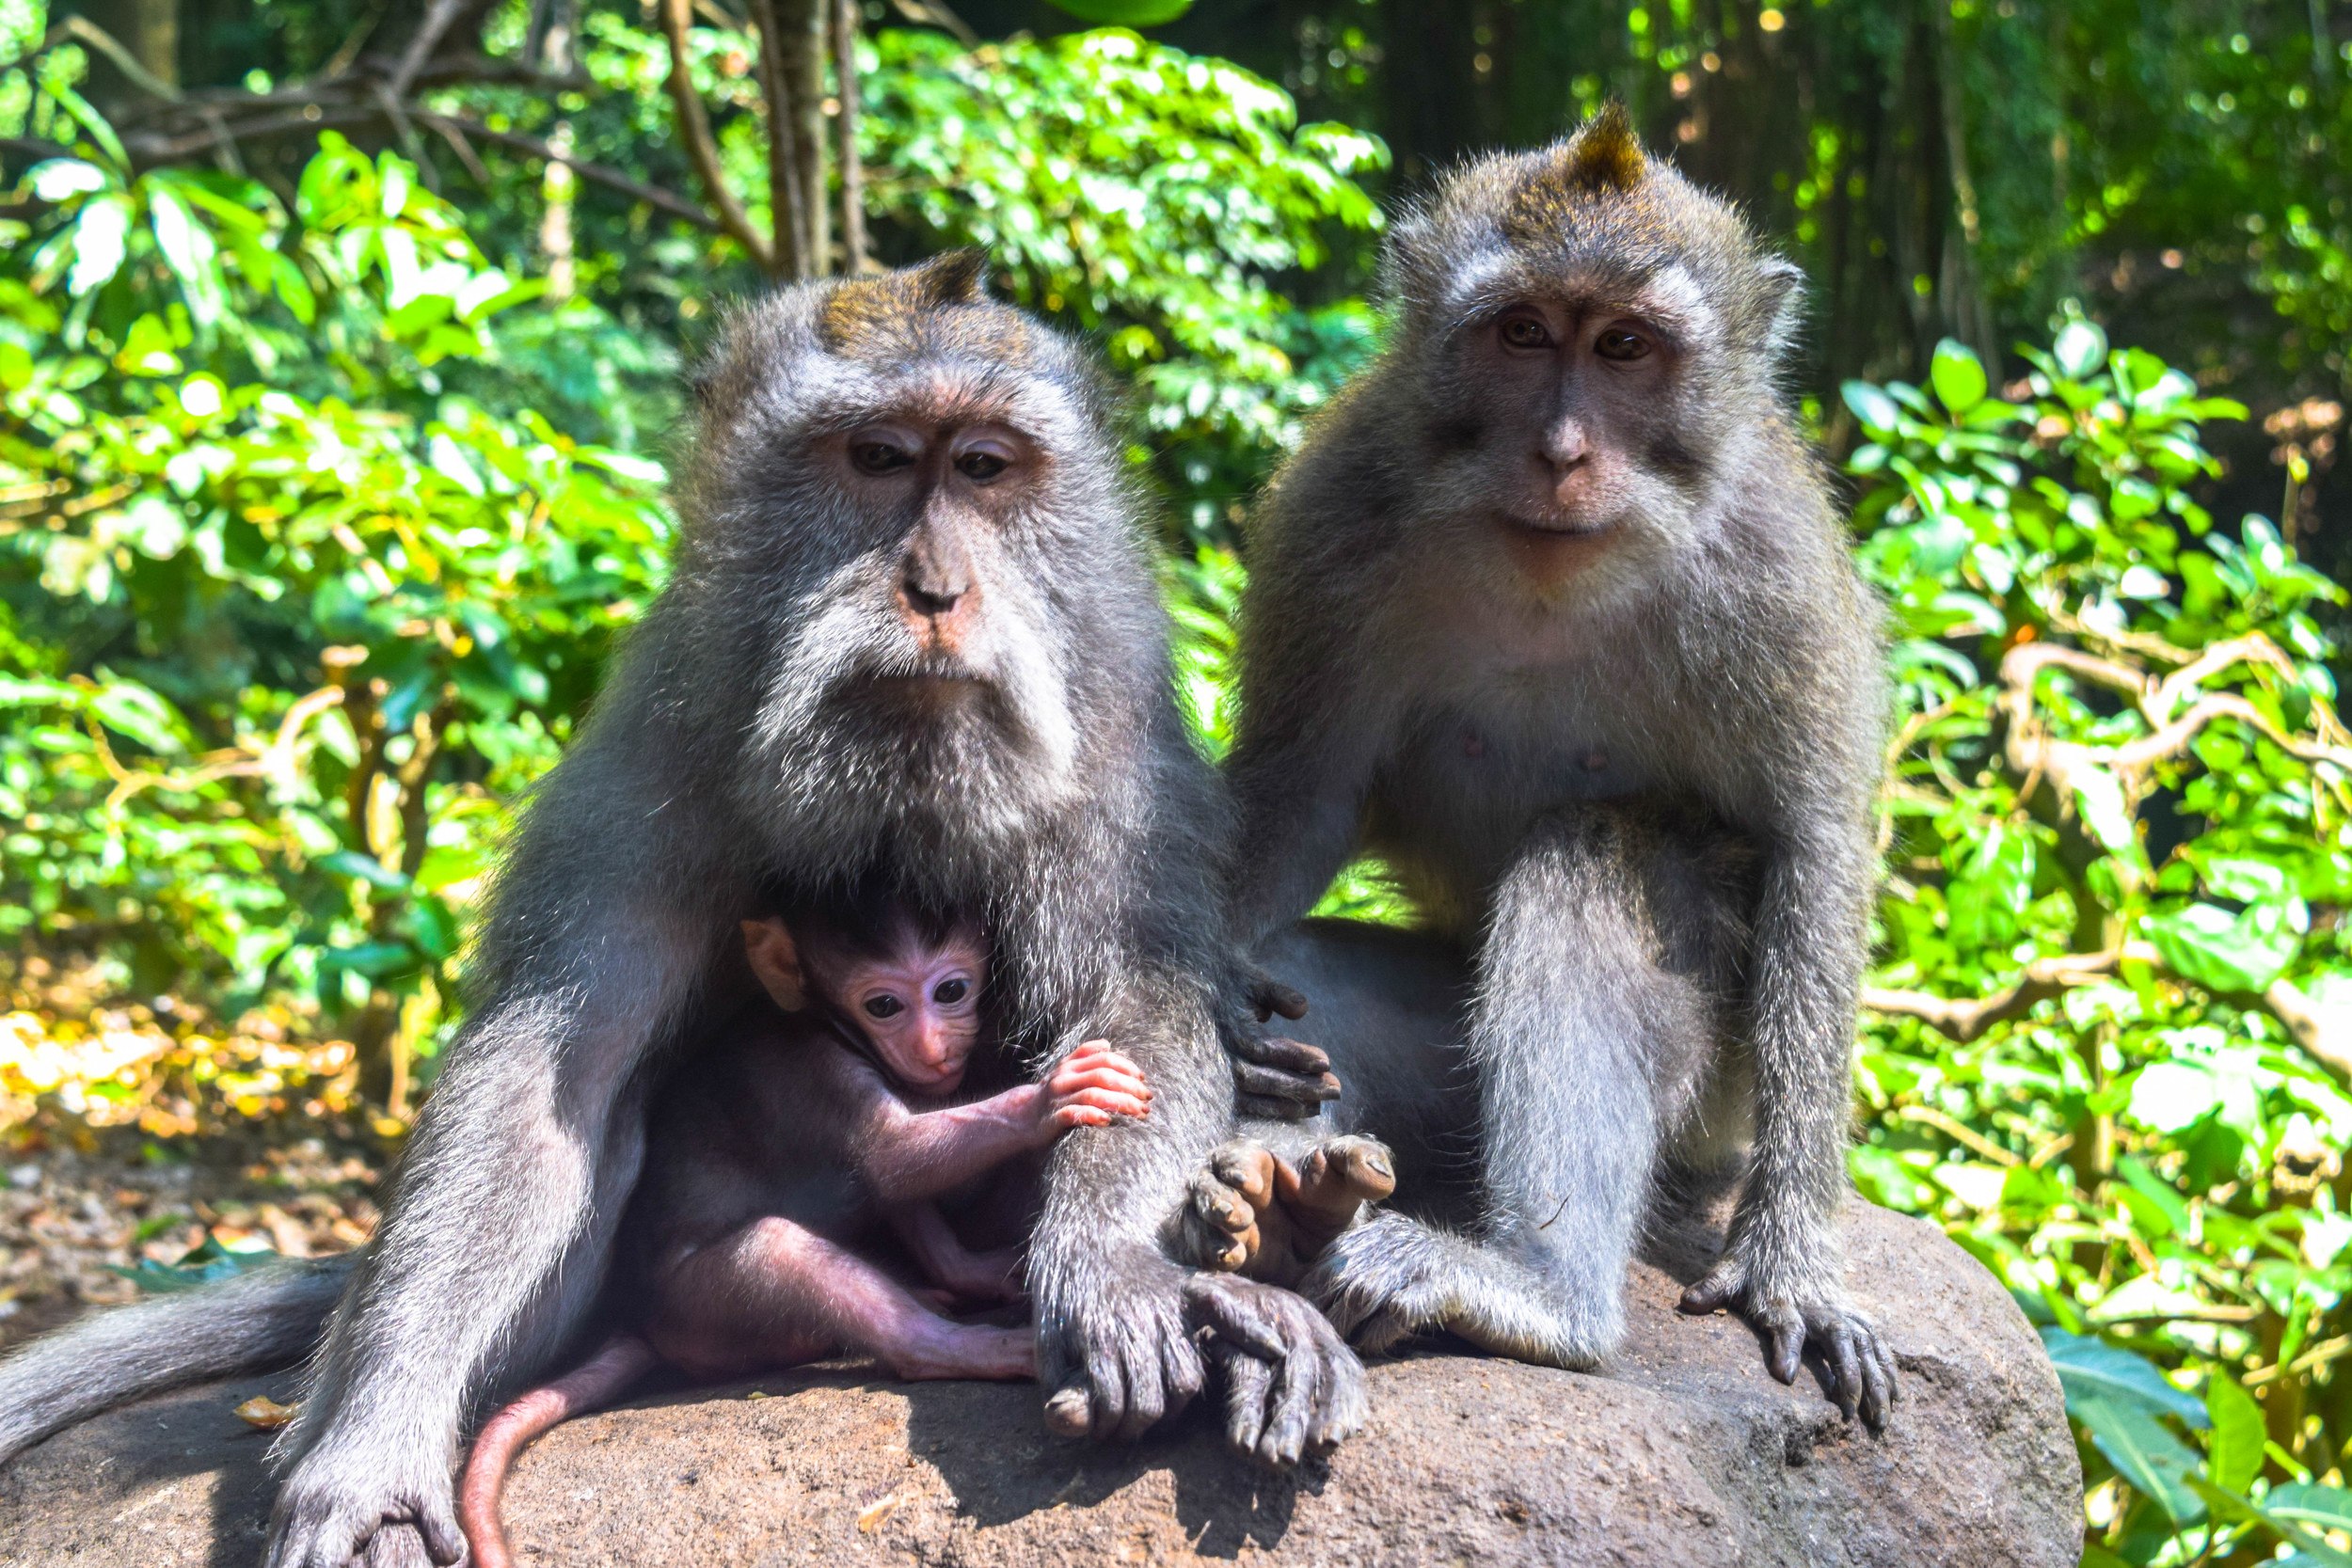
[857,1493,900,1533]
[233,1396,296,1430]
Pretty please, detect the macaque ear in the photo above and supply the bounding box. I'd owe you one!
[741,918,808,1011]
[1756,256,1807,360]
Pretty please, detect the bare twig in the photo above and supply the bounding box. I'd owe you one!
[1863,943,2157,1042]
[1894,1103,2020,1165]
[388,0,469,99]
[35,16,184,103]
[832,0,866,273]
[887,0,978,47]
[415,113,727,232]
[660,0,775,268]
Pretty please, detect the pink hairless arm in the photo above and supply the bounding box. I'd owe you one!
[846,1039,1152,1206]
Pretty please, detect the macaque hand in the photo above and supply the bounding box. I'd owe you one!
[1041,1040,1152,1137]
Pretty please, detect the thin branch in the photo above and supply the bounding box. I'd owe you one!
[2261,978,2352,1080]
[416,113,727,232]
[887,0,977,47]
[43,16,183,103]
[422,113,492,186]
[660,0,774,268]
[1893,1103,2020,1165]
[389,0,469,99]
[832,0,866,273]
[318,1,388,82]
[1863,944,2153,1042]
[747,0,805,274]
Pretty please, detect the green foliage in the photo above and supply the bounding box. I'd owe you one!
[1,129,670,1066]
[1847,327,2352,1560]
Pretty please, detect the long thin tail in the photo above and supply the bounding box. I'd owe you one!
[459,1334,660,1568]
[0,1251,355,1466]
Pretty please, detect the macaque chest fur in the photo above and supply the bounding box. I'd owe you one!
[1368,654,1671,932]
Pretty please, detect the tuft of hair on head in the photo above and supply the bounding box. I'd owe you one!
[1499,101,1652,245]
[1557,100,1647,195]
[818,247,994,355]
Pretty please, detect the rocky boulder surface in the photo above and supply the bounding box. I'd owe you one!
[0,1204,2078,1567]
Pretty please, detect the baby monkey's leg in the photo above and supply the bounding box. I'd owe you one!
[1178,1136,1395,1288]
[651,1215,1034,1383]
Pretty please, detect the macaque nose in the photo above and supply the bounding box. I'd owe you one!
[901,577,962,618]
[897,523,977,637]
[1545,417,1592,473]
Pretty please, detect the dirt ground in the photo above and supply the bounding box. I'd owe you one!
[0,1119,382,1353]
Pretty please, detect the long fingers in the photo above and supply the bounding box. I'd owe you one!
[1232,1058,1342,1109]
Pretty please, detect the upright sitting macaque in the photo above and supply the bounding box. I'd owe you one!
[458,890,1152,1568]
[1219,106,1898,1426]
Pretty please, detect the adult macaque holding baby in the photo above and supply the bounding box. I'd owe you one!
[0,254,1362,1566]
[457,889,1157,1568]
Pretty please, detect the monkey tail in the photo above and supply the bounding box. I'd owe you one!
[0,1251,354,1467]
[459,1334,660,1568]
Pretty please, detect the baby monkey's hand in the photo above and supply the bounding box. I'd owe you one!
[1041,1040,1152,1138]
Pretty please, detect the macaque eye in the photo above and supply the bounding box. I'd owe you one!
[932,977,969,1005]
[954,450,1009,483]
[1499,315,1553,350]
[850,440,914,475]
[863,994,904,1020]
[1594,328,1652,362]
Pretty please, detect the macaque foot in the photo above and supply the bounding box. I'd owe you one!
[1679,1258,1898,1430]
[1179,1142,1280,1273]
[1303,1212,1609,1370]
[1184,1273,1366,1467]
[267,1446,468,1568]
[1177,1136,1394,1288]
[1288,1135,1397,1253]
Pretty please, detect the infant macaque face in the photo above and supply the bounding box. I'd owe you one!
[742,914,989,1095]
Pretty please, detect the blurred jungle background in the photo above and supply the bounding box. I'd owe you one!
[1,0,2350,1558]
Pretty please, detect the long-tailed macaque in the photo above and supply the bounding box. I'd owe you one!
[457,894,1153,1568]
[0,254,1362,1566]
[1220,108,1897,1427]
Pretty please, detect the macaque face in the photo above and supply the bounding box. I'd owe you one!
[1430,280,1721,595]
[742,915,989,1095]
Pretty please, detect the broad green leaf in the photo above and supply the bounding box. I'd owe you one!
[2144,900,2299,993]
[2053,318,2108,380]
[2041,1328,2208,1425]
[27,158,106,201]
[66,194,133,296]
[1044,0,1194,26]
[1842,379,1901,436]
[148,183,219,300]
[1930,339,1988,415]
[317,850,411,892]
[2074,1392,2204,1522]
[2203,1373,2265,1493]
[2270,1482,2352,1532]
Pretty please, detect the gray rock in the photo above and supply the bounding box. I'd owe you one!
[0,1204,2077,1567]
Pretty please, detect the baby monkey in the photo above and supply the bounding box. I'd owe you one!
[458,894,1150,1568]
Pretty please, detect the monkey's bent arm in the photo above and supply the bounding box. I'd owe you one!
[1224,676,1391,944]
[267,879,723,1568]
[843,1063,1049,1205]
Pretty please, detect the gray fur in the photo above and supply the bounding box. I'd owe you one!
[0,1256,352,1465]
[0,257,1360,1567]
[1229,117,1895,1426]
